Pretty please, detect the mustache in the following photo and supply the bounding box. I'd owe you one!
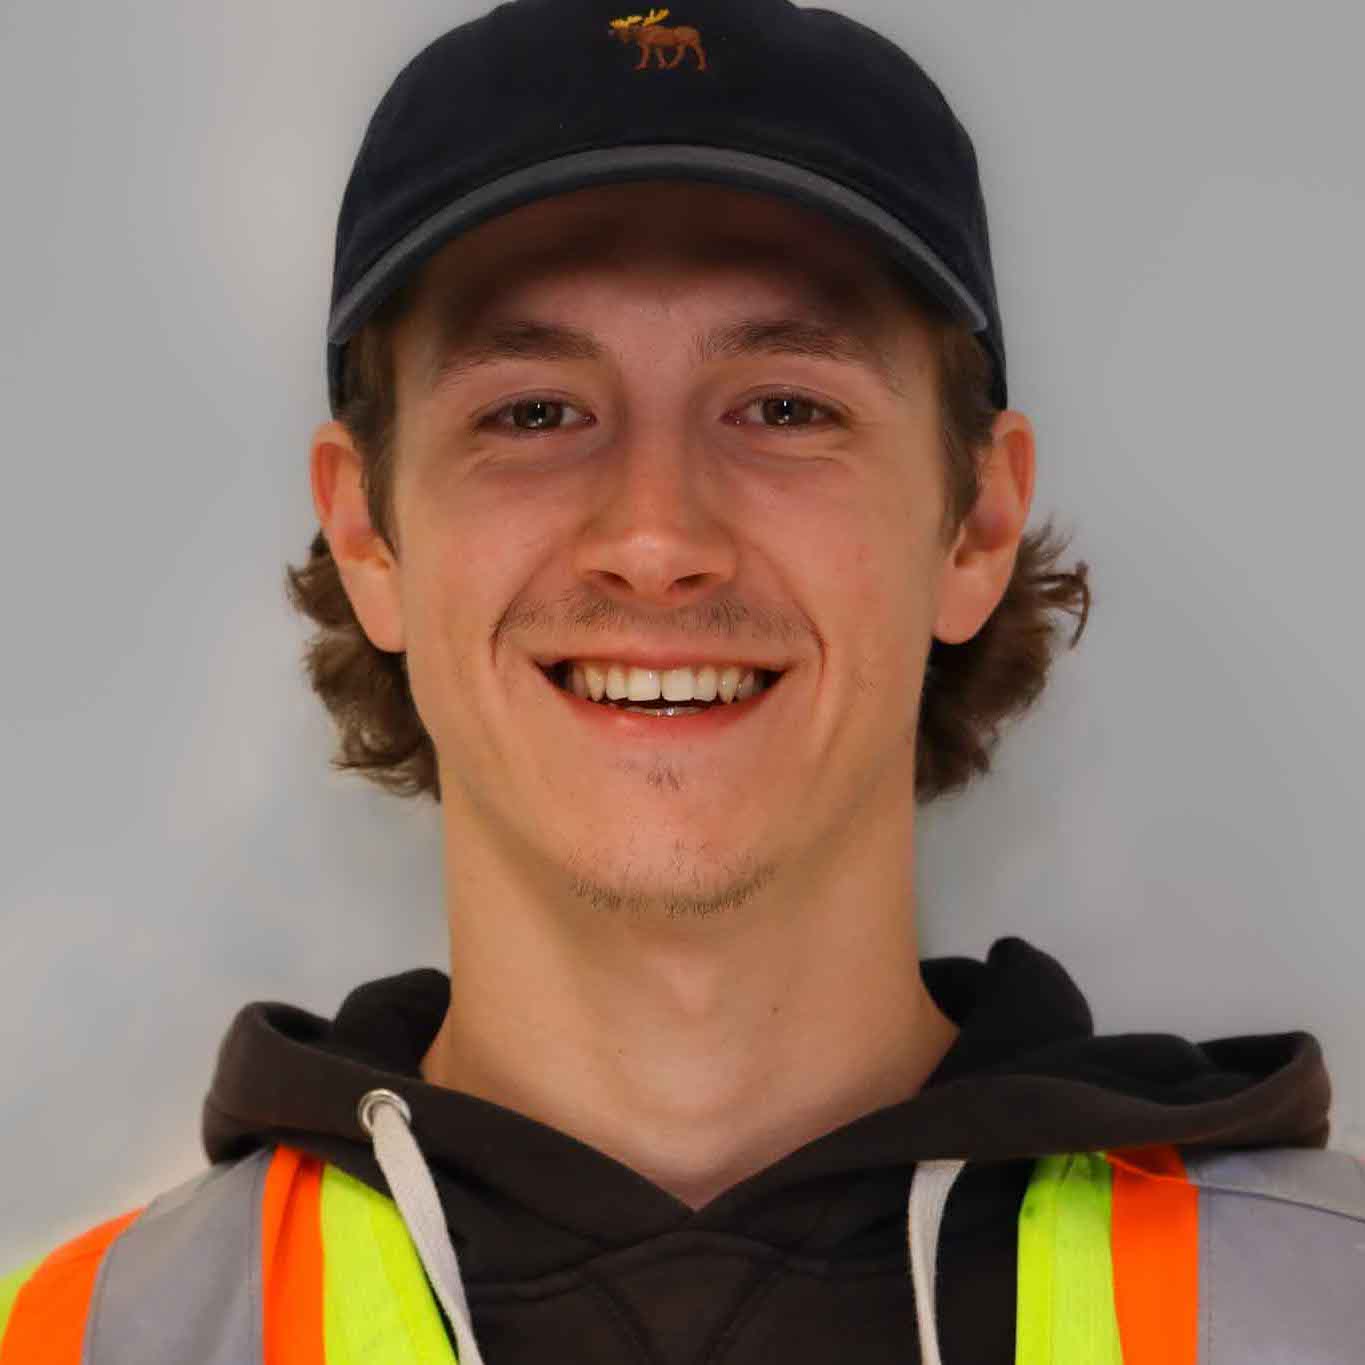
[496,589,809,649]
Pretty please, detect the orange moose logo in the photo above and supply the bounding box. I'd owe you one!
[607,8,708,70]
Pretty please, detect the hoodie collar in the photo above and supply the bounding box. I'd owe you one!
[203,936,1330,1272]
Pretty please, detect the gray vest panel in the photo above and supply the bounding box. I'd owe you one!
[82,1149,270,1365]
[1183,1147,1365,1364]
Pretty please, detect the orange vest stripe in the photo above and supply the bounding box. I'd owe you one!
[0,1208,142,1365]
[1106,1144,1199,1365]
[262,1148,326,1365]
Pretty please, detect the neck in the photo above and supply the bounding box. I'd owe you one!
[421,805,958,1211]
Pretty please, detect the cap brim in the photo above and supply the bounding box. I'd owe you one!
[326,144,989,413]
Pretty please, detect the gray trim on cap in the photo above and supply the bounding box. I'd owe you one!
[328,144,990,346]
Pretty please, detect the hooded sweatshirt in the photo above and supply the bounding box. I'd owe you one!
[203,936,1332,1364]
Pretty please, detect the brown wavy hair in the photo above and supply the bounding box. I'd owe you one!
[284,267,1091,806]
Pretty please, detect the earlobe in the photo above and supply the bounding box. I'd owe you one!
[931,411,1036,647]
[308,420,407,654]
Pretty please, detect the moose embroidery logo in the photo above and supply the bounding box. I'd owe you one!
[607,8,708,70]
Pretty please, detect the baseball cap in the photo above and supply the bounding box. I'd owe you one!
[325,0,1007,416]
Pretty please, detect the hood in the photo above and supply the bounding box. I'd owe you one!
[203,935,1330,1279]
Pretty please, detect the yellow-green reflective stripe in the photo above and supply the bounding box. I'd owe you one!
[319,1164,458,1365]
[1016,1153,1123,1365]
[0,1256,44,1348]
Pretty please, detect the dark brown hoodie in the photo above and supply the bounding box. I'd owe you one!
[204,937,1331,1364]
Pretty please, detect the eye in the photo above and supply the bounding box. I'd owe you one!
[728,393,840,430]
[480,398,593,434]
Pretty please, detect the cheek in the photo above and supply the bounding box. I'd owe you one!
[395,484,568,692]
[831,502,941,695]
[388,505,478,697]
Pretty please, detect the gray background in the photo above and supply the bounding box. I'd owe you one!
[3,0,1362,1265]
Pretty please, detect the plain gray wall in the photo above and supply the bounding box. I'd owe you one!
[3,0,1362,1265]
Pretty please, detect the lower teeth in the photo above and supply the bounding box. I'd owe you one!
[621,704,709,716]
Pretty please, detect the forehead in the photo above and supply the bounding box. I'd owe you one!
[401,180,926,360]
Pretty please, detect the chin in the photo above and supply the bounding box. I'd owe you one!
[560,841,779,920]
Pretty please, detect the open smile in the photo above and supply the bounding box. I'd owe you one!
[536,659,786,735]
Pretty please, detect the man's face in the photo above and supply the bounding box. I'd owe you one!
[374,181,959,915]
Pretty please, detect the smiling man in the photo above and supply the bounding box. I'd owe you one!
[321,177,995,1209]
[3,1,1360,1362]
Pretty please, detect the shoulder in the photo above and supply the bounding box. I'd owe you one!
[1,1146,446,1365]
[1,1202,148,1361]
[1179,1145,1365,1354]
[1179,1143,1365,1220]
[0,1147,297,1362]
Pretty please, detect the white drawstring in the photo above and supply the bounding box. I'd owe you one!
[358,1088,489,1365]
[360,1084,963,1365]
[907,1158,967,1365]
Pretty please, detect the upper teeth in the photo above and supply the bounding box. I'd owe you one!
[561,662,768,704]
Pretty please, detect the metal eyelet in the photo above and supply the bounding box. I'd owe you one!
[357,1087,412,1136]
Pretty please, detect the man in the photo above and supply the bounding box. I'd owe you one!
[3,1,1359,1361]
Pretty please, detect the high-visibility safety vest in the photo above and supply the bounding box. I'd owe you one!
[2,1141,1361,1364]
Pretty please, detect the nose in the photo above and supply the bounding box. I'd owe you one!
[570,419,739,610]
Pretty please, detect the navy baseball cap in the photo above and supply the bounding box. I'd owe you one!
[326,0,1008,415]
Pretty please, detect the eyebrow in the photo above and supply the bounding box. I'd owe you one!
[701,318,907,397]
[426,319,599,391]
[424,315,908,399]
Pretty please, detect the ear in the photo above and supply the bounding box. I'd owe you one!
[932,409,1036,645]
[308,419,406,654]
